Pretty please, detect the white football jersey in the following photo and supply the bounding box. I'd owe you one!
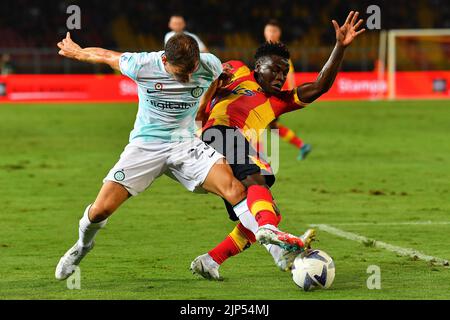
[119,51,222,142]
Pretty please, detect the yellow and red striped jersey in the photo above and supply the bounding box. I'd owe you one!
[203,60,307,139]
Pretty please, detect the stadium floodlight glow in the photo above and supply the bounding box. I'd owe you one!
[386,29,450,100]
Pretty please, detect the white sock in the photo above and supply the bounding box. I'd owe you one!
[264,244,283,262]
[77,204,107,248]
[259,224,279,232]
[233,199,258,235]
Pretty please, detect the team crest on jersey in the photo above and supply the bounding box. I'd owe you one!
[114,170,125,181]
[191,86,204,98]
[154,83,163,91]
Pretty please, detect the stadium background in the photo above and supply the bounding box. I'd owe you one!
[1,0,449,300]
[1,0,450,101]
[2,0,450,71]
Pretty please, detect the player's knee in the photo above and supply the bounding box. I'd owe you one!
[221,178,246,204]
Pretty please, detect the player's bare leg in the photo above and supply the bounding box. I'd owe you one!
[55,182,130,280]
[201,158,247,203]
[89,181,131,222]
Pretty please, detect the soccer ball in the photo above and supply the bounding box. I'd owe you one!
[291,249,335,291]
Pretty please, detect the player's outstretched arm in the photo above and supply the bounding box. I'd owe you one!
[296,11,365,104]
[57,32,122,71]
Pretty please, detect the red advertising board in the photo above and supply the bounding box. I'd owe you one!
[295,71,450,100]
[0,71,449,103]
[395,71,450,99]
[0,75,138,103]
[294,72,388,100]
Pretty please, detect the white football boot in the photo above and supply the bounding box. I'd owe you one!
[190,253,222,281]
[55,242,94,280]
[273,229,317,271]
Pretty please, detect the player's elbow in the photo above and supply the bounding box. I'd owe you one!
[317,82,332,95]
[308,84,331,102]
[300,87,327,104]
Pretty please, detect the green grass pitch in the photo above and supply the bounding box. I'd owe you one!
[0,100,449,299]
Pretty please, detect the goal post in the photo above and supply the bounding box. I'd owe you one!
[386,29,450,100]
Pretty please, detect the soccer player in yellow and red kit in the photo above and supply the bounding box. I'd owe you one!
[264,19,312,160]
[190,11,365,280]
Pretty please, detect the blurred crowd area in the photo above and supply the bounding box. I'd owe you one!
[1,0,449,73]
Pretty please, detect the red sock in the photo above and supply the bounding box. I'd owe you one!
[247,185,281,227]
[208,223,255,265]
[276,123,303,149]
[290,136,303,149]
[208,236,240,265]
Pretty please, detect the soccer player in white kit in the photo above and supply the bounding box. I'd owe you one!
[54,32,313,281]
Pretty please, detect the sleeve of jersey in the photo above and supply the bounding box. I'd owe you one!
[271,89,310,117]
[119,52,154,81]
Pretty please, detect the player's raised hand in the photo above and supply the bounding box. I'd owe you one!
[332,11,365,47]
[57,32,83,59]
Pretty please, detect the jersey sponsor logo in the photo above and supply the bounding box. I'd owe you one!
[191,86,204,98]
[114,170,125,181]
[149,99,196,110]
[231,86,255,97]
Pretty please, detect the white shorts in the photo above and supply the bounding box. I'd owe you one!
[103,138,224,196]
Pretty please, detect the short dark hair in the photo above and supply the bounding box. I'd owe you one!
[165,33,200,73]
[254,41,290,62]
[265,19,281,29]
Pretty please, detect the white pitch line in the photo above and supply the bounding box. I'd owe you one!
[324,221,450,227]
[310,224,450,267]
